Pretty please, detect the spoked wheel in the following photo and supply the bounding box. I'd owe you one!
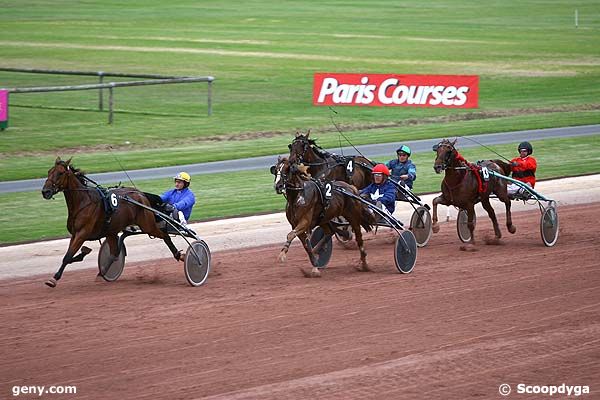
[98,239,126,282]
[309,226,333,269]
[332,217,354,248]
[540,205,559,247]
[184,240,211,287]
[394,230,417,274]
[409,206,432,247]
[457,209,476,243]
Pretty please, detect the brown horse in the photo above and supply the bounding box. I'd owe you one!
[431,139,515,249]
[41,157,183,287]
[288,131,374,190]
[271,157,375,276]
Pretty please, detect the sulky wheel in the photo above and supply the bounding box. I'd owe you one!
[540,205,559,247]
[98,239,126,282]
[184,240,211,287]
[456,209,476,243]
[409,206,432,247]
[394,230,417,274]
[309,226,333,269]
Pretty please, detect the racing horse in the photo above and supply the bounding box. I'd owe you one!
[288,131,374,190]
[271,157,376,276]
[431,139,516,249]
[41,157,184,287]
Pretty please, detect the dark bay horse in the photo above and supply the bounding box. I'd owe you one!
[431,139,515,249]
[288,131,374,190]
[41,157,183,287]
[271,157,376,276]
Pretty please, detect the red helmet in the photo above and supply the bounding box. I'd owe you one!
[372,164,390,176]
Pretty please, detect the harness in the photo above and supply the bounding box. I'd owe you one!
[78,175,120,238]
[454,153,488,193]
[292,137,352,181]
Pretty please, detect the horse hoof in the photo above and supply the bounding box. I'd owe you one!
[355,263,371,272]
[508,225,517,234]
[81,246,92,255]
[278,253,287,263]
[459,244,478,252]
[484,236,503,246]
[45,278,57,288]
[175,250,184,262]
[432,224,440,234]
[310,268,322,278]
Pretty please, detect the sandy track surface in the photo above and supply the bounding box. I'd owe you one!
[1,200,599,399]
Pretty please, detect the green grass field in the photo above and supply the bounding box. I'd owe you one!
[1,0,599,244]
[1,0,599,180]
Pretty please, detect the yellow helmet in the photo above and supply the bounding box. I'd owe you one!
[174,172,191,183]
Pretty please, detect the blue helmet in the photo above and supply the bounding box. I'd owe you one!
[396,145,411,156]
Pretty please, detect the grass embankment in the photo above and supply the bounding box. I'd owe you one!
[1,135,598,245]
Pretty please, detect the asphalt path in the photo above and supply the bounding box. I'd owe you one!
[2,124,599,194]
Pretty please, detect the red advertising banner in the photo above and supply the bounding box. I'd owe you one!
[313,73,479,108]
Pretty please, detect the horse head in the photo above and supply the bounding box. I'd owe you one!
[433,139,458,174]
[42,157,77,199]
[288,130,315,164]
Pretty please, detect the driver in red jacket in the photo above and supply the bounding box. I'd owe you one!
[508,141,537,197]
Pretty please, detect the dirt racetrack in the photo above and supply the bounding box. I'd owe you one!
[1,202,599,399]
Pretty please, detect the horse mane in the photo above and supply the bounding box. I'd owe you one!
[56,159,88,186]
[296,134,335,159]
[312,144,332,159]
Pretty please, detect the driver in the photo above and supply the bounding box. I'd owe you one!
[360,164,397,214]
[508,141,537,197]
[161,172,196,226]
[386,145,417,189]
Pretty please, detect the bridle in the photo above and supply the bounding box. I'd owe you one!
[273,161,304,197]
[289,137,330,167]
[43,164,98,197]
[43,164,73,198]
[42,163,102,219]
[434,141,461,171]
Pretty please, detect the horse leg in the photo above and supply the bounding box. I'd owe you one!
[432,195,449,233]
[138,214,184,261]
[459,205,478,252]
[480,197,502,240]
[96,235,119,277]
[310,225,333,255]
[351,220,369,272]
[496,187,516,234]
[46,234,89,287]
[163,234,184,261]
[279,230,298,263]
[278,216,311,263]
[299,231,322,277]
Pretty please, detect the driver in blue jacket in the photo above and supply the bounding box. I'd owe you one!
[386,145,417,189]
[360,164,397,215]
[161,172,196,225]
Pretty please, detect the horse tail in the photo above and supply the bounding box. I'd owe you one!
[493,159,512,176]
[143,192,164,209]
[360,203,375,233]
